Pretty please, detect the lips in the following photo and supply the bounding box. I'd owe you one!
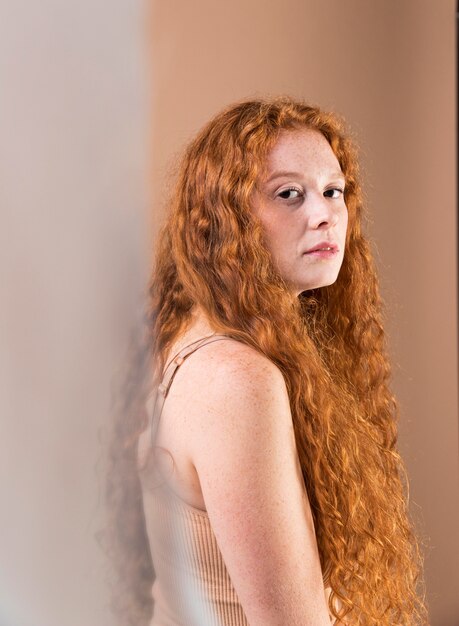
[304,241,338,254]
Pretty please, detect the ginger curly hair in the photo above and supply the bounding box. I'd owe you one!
[100,96,428,625]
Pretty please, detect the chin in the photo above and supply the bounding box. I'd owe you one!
[297,272,340,293]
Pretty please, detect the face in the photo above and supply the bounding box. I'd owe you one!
[251,128,348,296]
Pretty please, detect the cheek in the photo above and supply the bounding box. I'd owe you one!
[263,220,294,263]
[255,214,280,257]
[259,211,288,245]
[265,225,286,256]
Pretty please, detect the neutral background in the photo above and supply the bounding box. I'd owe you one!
[1,1,457,625]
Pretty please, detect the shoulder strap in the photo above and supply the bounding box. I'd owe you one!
[147,333,232,446]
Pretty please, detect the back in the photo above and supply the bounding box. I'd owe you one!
[138,333,333,625]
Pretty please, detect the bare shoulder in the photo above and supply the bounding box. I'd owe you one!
[184,334,294,478]
[178,336,290,438]
[182,335,286,396]
[181,336,331,624]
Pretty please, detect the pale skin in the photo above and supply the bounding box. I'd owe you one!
[138,128,348,624]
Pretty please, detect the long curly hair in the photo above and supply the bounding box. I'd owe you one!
[100,96,429,625]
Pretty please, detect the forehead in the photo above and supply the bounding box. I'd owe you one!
[262,128,341,177]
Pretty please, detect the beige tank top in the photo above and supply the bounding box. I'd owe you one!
[138,333,251,626]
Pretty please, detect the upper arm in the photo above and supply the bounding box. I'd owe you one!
[187,343,332,626]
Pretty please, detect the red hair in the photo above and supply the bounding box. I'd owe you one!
[101,96,428,625]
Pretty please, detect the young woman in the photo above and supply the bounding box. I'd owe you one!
[104,97,428,625]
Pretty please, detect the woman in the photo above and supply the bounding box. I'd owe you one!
[103,96,428,625]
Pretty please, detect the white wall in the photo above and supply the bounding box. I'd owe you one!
[0,1,151,624]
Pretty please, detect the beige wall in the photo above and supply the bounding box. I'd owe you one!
[2,0,457,625]
[150,1,458,624]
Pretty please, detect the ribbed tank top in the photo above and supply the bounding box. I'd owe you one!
[138,333,251,626]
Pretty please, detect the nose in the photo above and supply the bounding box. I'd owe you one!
[305,193,339,229]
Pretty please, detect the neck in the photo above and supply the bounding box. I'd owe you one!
[187,304,217,338]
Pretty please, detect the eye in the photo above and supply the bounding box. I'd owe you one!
[324,187,344,199]
[277,187,303,200]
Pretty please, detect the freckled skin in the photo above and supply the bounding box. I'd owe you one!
[251,128,348,295]
[139,129,349,624]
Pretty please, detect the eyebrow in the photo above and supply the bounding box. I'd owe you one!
[265,170,346,184]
